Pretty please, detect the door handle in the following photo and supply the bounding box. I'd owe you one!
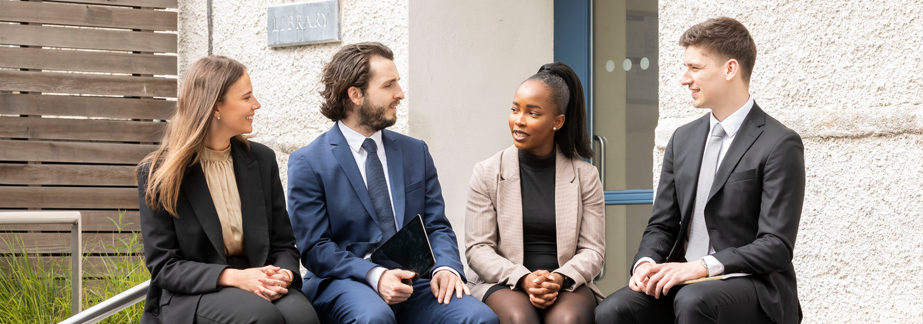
[592,134,607,281]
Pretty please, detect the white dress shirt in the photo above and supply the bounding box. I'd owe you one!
[337,121,459,292]
[634,96,754,277]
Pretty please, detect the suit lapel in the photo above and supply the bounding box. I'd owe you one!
[232,141,268,267]
[182,162,226,261]
[553,147,578,263]
[707,104,766,202]
[383,131,406,227]
[497,146,524,264]
[329,125,380,226]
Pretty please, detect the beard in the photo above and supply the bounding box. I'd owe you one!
[356,99,398,133]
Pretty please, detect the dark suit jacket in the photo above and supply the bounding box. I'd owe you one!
[287,124,464,302]
[137,139,302,324]
[635,103,805,323]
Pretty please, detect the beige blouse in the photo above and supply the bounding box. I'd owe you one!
[200,145,246,257]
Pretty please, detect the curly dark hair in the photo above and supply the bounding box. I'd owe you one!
[319,42,395,121]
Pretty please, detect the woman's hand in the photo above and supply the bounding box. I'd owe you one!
[217,268,267,294]
[522,270,563,309]
[255,265,292,301]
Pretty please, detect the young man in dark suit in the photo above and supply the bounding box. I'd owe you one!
[595,17,805,324]
[287,42,498,324]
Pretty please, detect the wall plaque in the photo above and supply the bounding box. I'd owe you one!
[267,0,340,47]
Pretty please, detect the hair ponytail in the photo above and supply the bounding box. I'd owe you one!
[527,62,593,160]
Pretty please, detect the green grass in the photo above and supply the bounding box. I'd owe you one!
[0,210,150,324]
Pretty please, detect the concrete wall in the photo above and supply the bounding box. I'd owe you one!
[407,0,554,254]
[178,0,411,185]
[657,1,923,322]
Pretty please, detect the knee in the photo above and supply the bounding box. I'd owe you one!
[673,290,712,317]
[497,307,531,324]
[248,304,285,324]
[466,306,500,324]
[547,308,591,324]
[351,303,396,324]
[595,289,636,324]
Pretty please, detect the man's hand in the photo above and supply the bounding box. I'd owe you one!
[629,262,653,293]
[643,261,708,299]
[521,270,562,309]
[378,269,415,305]
[430,270,470,305]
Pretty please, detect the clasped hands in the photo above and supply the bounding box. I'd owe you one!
[629,261,708,299]
[521,270,565,309]
[218,265,293,302]
[376,269,470,305]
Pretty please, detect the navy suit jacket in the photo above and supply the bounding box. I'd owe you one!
[287,124,464,301]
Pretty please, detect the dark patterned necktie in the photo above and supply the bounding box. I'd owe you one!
[362,138,397,242]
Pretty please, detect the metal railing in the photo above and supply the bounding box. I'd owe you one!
[58,280,149,324]
[0,211,82,315]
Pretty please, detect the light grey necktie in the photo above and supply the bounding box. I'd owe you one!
[685,123,726,262]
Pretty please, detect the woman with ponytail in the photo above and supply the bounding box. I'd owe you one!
[465,62,605,324]
[136,56,319,324]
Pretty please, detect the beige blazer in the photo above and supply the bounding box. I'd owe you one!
[465,145,606,301]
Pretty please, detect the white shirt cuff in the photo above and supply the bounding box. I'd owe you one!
[633,257,657,274]
[432,266,460,280]
[701,255,725,277]
[366,266,387,293]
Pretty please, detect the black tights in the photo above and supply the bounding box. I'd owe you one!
[484,285,596,324]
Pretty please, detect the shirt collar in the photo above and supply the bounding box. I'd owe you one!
[337,120,383,153]
[709,96,754,138]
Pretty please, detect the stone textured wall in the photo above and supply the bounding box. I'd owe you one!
[658,1,922,322]
[179,0,410,186]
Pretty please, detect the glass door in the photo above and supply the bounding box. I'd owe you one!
[590,0,659,294]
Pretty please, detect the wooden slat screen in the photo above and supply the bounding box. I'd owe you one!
[0,0,177,276]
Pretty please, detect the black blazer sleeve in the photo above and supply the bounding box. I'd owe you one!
[633,132,683,270]
[137,165,228,295]
[263,149,303,289]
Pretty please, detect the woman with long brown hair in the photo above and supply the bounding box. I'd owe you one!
[136,56,319,324]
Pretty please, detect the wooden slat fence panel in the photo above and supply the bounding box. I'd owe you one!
[0,141,157,164]
[0,24,177,53]
[0,117,166,142]
[0,187,138,209]
[0,47,177,75]
[0,0,175,282]
[45,0,178,9]
[0,70,177,98]
[0,233,142,254]
[0,211,140,232]
[0,1,178,31]
[0,164,138,186]
[0,94,174,120]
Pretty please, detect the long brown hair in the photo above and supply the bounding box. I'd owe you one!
[137,55,247,217]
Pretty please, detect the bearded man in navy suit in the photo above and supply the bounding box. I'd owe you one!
[287,42,498,324]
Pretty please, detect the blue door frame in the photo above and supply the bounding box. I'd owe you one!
[554,0,653,206]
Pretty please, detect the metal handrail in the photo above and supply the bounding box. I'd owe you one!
[58,280,149,324]
[0,211,82,315]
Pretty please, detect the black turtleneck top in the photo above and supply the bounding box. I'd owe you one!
[518,149,558,272]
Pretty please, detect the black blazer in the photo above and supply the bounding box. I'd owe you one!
[137,140,301,324]
[635,103,805,323]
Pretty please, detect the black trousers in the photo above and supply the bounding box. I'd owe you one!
[595,277,774,324]
[194,287,320,324]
